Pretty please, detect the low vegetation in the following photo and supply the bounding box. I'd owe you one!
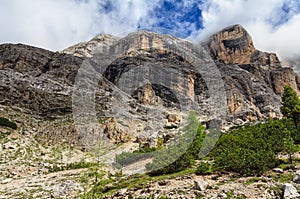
[81,168,196,198]
[47,161,100,173]
[0,117,17,129]
[195,162,212,175]
[212,118,298,175]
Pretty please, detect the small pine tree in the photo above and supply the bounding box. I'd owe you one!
[146,110,205,175]
[281,85,300,129]
[282,129,298,164]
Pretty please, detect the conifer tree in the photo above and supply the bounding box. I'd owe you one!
[281,85,300,129]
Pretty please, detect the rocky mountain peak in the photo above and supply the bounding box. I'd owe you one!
[209,24,256,64]
[62,34,120,57]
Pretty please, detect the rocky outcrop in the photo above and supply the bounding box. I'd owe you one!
[132,83,160,105]
[220,63,284,121]
[209,24,300,121]
[209,24,255,65]
[0,44,82,118]
[62,34,120,57]
[270,67,299,95]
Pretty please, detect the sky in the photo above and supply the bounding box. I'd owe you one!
[1,0,300,63]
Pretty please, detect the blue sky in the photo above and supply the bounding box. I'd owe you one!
[1,0,300,61]
[141,0,202,38]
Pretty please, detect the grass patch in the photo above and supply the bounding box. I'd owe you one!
[226,190,234,199]
[270,184,283,198]
[277,173,294,183]
[196,162,212,175]
[244,177,262,185]
[278,163,294,171]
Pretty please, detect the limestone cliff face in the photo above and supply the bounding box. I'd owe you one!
[209,25,255,65]
[208,24,299,121]
[209,25,283,69]
[0,44,82,117]
[1,25,300,146]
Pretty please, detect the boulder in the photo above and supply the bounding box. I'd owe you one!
[194,179,208,191]
[282,183,300,199]
[273,168,284,174]
[293,173,300,184]
[167,113,181,124]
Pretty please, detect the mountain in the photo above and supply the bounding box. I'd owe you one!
[63,24,300,124]
[1,25,299,148]
[1,24,300,198]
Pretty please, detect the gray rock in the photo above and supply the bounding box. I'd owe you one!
[3,142,17,150]
[116,188,128,196]
[0,44,81,117]
[273,168,284,173]
[293,173,300,184]
[218,193,227,198]
[194,179,208,191]
[53,180,83,198]
[234,118,245,125]
[282,183,300,199]
[1,178,13,184]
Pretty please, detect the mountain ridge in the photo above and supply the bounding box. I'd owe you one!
[0,24,299,146]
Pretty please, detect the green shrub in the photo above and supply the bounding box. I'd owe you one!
[0,117,17,129]
[196,162,211,175]
[244,177,262,185]
[212,119,295,176]
[281,85,300,129]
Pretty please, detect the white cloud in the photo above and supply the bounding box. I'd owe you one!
[0,0,159,51]
[196,0,300,61]
[0,0,97,50]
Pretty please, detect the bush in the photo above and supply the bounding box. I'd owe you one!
[0,117,17,129]
[196,162,211,175]
[212,119,295,176]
